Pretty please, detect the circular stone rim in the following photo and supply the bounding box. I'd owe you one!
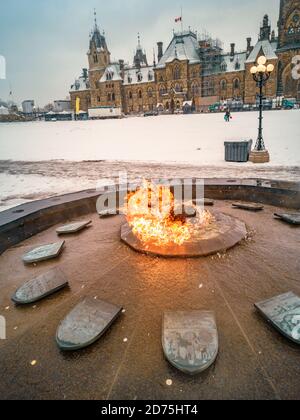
[121,211,248,258]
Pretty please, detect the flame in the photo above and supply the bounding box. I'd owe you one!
[125,181,213,247]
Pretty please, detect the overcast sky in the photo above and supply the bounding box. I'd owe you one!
[0,0,280,106]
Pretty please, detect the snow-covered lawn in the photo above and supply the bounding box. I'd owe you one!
[0,110,299,211]
[0,110,299,165]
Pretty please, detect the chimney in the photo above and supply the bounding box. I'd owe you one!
[230,43,235,57]
[119,59,125,78]
[157,42,163,62]
[247,37,252,50]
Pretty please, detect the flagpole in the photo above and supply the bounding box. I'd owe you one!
[181,6,183,33]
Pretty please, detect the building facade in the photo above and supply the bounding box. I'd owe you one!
[70,0,300,114]
[22,100,35,114]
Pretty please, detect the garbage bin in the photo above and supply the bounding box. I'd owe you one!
[224,140,253,163]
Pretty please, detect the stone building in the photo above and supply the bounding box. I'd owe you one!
[70,0,300,114]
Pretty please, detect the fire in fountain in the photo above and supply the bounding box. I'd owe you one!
[121,181,247,258]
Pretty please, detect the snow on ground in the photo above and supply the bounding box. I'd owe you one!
[0,110,299,211]
[0,110,300,164]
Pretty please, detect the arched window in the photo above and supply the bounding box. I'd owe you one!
[220,62,227,72]
[233,78,240,90]
[220,80,227,91]
[173,65,181,80]
[286,12,300,37]
[137,72,143,82]
[191,83,199,96]
[138,90,142,99]
[93,54,98,64]
[159,85,166,96]
[112,93,115,101]
[128,91,133,100]
[175,84,182,92]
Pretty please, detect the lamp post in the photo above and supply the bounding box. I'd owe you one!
[249,56,275,163]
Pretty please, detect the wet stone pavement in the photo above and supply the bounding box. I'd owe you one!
[0,200,299,400]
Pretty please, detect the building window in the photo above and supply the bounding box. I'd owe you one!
[233,78,240,90]
[173,65,181,80]
[106,71,114,81]
[202,80,215,97]
[138,90,142,99]
[220,80,227,91]
[220,62,227,72]
[159,85,166,96]
[128,91,133,100]
[137,73,143,82]
[191,83,199,96]
[235,60,241,70]
[93,55,98,64]
[112,93,115,101]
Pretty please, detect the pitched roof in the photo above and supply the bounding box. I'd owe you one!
[221,52,247,73]
[90,27,107,51]
[157,31,200,68]
[100,63,123,82]
[70,75,90,93]
[245,39,278,63]
[123,66,155,85]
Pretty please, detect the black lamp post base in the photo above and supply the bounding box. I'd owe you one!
[249,150,270,164]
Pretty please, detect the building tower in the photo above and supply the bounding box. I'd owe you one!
[277,0,300,50]
[260,15,271,40]
[88,10,111,71]
[133,33,148,68]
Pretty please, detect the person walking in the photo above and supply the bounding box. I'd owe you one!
[224,109,231,122]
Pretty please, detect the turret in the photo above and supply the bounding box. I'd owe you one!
[88,10,111,70]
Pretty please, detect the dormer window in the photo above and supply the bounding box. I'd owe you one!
[235,61,241,70]
[148,72,153,81]
[221,62,227,72]
[106,69,114,81]
[137,72,143,82]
